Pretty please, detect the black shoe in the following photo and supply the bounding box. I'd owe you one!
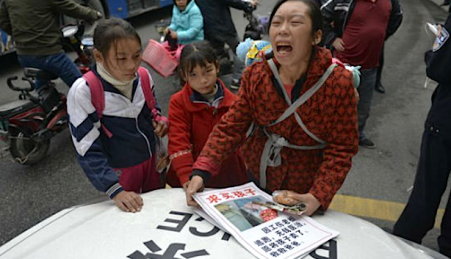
[230,78,240,90]
[359,138,376,149]
[375,82,385,94]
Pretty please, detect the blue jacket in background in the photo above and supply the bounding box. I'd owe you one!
[168,0,204,45]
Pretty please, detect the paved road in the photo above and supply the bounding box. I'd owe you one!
[0,0,449,255]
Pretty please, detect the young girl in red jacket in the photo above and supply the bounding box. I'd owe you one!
[167,41,248,188]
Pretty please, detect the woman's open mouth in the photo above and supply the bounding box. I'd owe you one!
[276,43,293,57]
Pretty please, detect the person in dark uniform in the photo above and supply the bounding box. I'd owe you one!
[393,13,451,258]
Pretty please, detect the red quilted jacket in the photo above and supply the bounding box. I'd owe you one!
[193,47,359,210]
[167,79,248,187]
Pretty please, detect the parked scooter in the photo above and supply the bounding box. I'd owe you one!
[242,5,269,41]
[0,23,94,165]
[218,3,268,75]
[62,21,95,74]
[0,70,67,164]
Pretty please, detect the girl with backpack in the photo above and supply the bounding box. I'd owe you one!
[166,41,248,189]
[67,18,168,213]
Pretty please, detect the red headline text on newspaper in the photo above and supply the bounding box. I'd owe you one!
[205,188,257,204]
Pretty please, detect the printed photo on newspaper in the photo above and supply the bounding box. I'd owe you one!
[193,182,339,259]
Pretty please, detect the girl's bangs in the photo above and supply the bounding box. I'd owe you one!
[183,51,214,75]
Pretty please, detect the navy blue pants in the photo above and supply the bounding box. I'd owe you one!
[18,52,82,89]
[393,126,451,257]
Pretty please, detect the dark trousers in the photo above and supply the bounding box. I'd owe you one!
[206,34,244,80]
[18,52,82,89]
[376,45,385,85]
[393,127,451,257]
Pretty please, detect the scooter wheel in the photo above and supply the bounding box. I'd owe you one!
[10,132,50,165]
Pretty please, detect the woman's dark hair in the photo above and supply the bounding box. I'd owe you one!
[179,41,218,78]
[269,0,323,37]
[93,18,141,55]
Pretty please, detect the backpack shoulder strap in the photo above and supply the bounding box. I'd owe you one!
[83,70,113,138]
[138,67,156,111]
[83,71,104,118]
[137,67,169,126]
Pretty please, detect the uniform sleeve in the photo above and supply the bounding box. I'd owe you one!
[308,68,359,210]
[193,70,254,176]
[177,7,203,42]
[425,13,451,86]
[68,78,123,199]
[167,95,194,185]
[0,1,12,35]
[52,0,99,20]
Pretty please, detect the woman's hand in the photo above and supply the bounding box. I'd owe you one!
[113,191,143,213]
[185,176,205,207]
[153,119,168,137]
[273,190,321,216]
[332,38,345,52]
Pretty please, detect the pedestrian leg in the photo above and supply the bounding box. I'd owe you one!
[438,138,451,257]
[207,36,227,59]
[393,130,451,244]
[46,52,82,87]
[357,68,377,148]
[375,45,385,93]
[226,36,244,89]
[207,36,232,76]
[17,54,48,89]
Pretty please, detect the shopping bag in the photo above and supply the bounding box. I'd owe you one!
[142,39,184,77]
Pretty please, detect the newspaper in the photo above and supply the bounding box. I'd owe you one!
[193,182,339,259]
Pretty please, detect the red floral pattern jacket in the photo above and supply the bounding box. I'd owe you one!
[167,80,248,187]
[193,47,358,210]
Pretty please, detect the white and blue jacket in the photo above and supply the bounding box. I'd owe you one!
[168,0,204,45]
[68,68,159,198]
